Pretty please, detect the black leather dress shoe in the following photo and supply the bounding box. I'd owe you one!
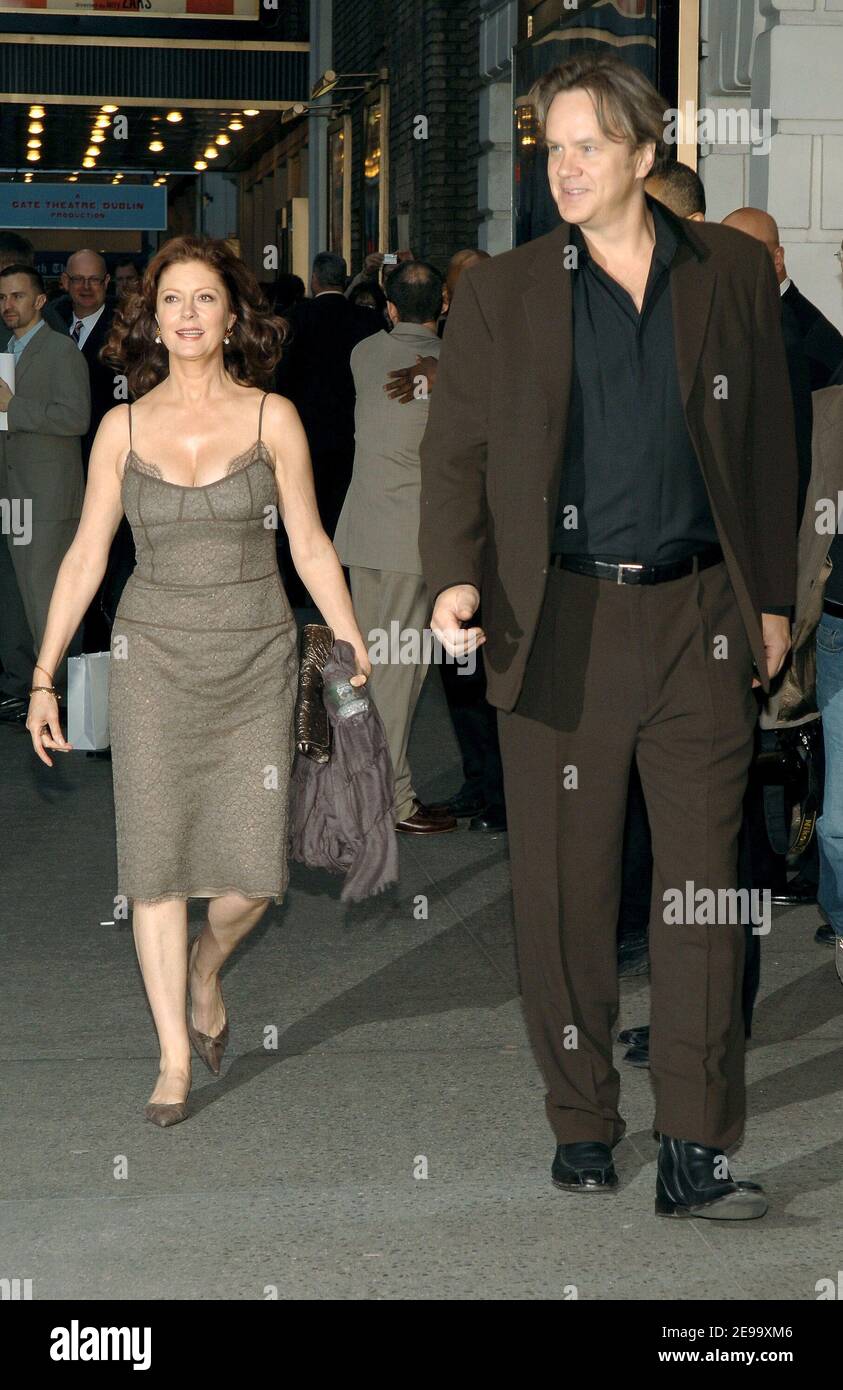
[469,804,507,833]
[771,875,817,906]
[624,1042,650,1068]
[816,922,836,945]
[551,1141,618,1192]
[617,932,649,977]
[617,1024,649,1047]
[428,787,485,819]
[656,1135,767,1220]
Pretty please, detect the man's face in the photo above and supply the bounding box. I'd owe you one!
[114,265,140,297]
[544,87,654,231]
[0,274,46,334]
[62,253,109,316]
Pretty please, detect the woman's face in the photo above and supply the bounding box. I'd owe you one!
[155,259,235,359]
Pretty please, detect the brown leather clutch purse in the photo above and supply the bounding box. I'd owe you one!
[294,623,334,762]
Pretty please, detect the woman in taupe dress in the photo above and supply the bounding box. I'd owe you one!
[27,236,371,1126]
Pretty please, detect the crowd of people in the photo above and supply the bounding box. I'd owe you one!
[2,50,843,1209]
[0,234,505,833]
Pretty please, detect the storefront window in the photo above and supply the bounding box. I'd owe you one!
[363,101,382,257]
[328,124,346,259]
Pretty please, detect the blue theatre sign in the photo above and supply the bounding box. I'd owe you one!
[0,183,168,230]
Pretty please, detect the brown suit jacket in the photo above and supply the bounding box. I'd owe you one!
[419,201,798,709]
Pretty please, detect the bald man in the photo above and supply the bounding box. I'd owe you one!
[723,209,814,526]
[723,209,843,392]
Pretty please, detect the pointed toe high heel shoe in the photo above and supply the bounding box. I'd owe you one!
[144,1098,190,1128]
[144,1063,191,1127]
[187,935,230,1077]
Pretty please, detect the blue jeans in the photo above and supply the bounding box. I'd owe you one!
[816,612,843,937]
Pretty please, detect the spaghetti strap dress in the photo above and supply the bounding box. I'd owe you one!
[108,391,299,905]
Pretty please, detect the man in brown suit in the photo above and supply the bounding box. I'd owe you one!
[419,54,797,1220]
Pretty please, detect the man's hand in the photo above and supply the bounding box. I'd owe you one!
[0,380,13,412]
[384,354,439,404]
[430,584,485,659]
[752,612,792,687]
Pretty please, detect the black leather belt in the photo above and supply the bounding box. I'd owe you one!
[823,596,843,618]
[549,545,724,585]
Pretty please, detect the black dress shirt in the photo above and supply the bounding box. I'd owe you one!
[553,198,719,565]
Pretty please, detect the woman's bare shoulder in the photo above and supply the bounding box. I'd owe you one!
[261,390,303,433]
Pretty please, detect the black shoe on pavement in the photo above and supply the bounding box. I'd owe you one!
[655,1135,768,1220]
[617,932,649,977]
[469,804,507,833]
[624,1042,650,1068]
[771,875,817,905]
[428,786,485,819]
[551,1141,618,1192]
[816,922,836,945]
[617,1024,649,1047]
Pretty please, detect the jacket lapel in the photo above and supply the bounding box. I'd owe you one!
[522,223,573,445]
[12,320,51,391]
[669,230,716,411]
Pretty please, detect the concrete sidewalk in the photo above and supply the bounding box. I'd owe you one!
[1,676,841,1301]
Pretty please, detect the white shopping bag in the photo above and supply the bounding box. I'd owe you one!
[67,651,111,751]
[0,352,14,431]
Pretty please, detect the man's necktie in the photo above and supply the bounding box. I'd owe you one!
[71,319,84,345]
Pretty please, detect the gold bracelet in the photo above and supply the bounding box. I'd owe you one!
[34,663,54,681]
[29,686,61,702]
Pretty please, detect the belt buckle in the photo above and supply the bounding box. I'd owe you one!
[616,562,644,585]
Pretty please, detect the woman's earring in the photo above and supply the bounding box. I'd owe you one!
[154,333,162,344]
[223,335,230,345]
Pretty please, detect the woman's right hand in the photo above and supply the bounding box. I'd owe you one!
[27,692,73,767]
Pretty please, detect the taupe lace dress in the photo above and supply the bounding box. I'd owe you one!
[109,392,298,905]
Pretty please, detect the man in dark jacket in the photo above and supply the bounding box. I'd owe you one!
[276,252,381,542]
[419,54,797,1219]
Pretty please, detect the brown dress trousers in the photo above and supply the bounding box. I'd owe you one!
[498,558,758,1151]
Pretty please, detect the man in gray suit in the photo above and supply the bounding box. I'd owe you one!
[335,261,456,835]
[0,264,90,692]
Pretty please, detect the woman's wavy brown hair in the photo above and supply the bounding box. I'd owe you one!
[102,235,288,398]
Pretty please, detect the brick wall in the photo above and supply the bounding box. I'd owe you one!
[332,0,482,275]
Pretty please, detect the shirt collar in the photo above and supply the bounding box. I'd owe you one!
[780,277,792,297]
[7,317,45,354]
[388,321,440,340]
[72,303,106,328]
